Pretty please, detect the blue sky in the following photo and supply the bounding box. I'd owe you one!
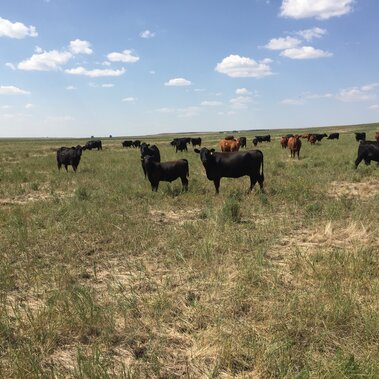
[0,0,378,137]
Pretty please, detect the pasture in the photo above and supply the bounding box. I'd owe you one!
[0,123,379,378]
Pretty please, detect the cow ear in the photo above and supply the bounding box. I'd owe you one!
[210,149,215,154]
[194,148,200,154]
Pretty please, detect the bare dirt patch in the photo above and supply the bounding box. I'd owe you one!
[0,188,70,206]
[329,180,379,198]
[149,209,201,225]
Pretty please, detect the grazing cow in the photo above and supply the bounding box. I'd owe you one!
[122,140,133,148]
[355,141,379,168]
[133,140,141,148]
[287,135,302,159]
[191,137,202,147]
[252,138,258,146]
[301,134,310,139]
[84,140,102,150]
[219,138,240,152]
[355,132,366,142]
[280,136,289,149]
[143,156,189,192]
[309,134,317,144]
[255,135,271,142]
[56,145,83,172]
[170,137,190,152]
[194,147,264,194]
[315,133,328,141]
[327,133,339,140]
[375,131,379,142]
[238,137,247,148]
[140,143,161,177]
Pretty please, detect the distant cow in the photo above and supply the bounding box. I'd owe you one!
[224,135,235,140]
[309,135,317,144]
[327,133,339,140]
[287,135,302,159]
[219,138,240,152]
[191,137,202,147]
[133,140,141,148]
[252,138,258,147]
[194,147,264,194]
[122,140,133,148]
[355,141,379,168]
[355,132,366,142]
[280,136,289,149]
[143,156,189,192]
[315,133,327,141]
[57,145,83,172]
[255,135,271,143]
[238,137,247,148]
[84,140,102,150]
[170,138,190,152]
[308,133,327,143]
[140,143,161,177]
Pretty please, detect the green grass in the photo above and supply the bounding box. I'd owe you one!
[0,124,379,377]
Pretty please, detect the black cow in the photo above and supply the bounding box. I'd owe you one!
[143,156,189,192]
[252,138,258,146]
[314,133,327,141]
[191,137,202,147]
[122,140,133,148]
[170,138,189,152]
[194,147,264,194]
[355,141,379,168]
[140,143,161,177]
[57,145,83,172]
[327,133,339,140]
[355,132,366,142]
[239,137,247,148]
[84,140,102,150]
[255,135,271,142]
[133,140,141,148]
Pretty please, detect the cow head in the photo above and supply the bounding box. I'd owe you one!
[194,147,215,165]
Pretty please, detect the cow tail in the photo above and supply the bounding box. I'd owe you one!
[260,151,264,182]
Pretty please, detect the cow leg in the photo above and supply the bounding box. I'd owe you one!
[354,154,364,168]
[73,165,77,172]
[64,164,68,172]
[57,162,62,170]
[297,150,300,159]
[181,176,189,192]
[249,176,257,192]
[213,178,220,194]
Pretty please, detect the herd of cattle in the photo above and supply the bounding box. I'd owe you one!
[56,131,379,193]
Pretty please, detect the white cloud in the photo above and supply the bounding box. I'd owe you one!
[236,88,252,95]
[177,106,201,118]
[265,36,301,50]
[157,107,176,113]
[149,70,156,75]
[280,0,354,20]
[65,67,126,77]
[280,46,332,59]
[0,85,30,95]
[369,104,379,110]
[122,97,135,102]
[164,78,191,86]
[69,39,93,55]
[34,46,43,53]
[5,63,16,70]
[201,100,223,106]
[215,54,273,78]
[102,83,114,88]
[107,50,139,63]
[140,30,155,39]
[65,85,76,90]
[25,103,33,109]
[230,96,252,109]
[0,17,38,38]
[296,27,327,41]
[18,50,72,71]
[336,84,377,102]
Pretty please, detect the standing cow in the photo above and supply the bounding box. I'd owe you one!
[354,141,379,168]
[194,147,264,194]
[57,146,83,172]
[84,140,102,150]
[288,135,302,159]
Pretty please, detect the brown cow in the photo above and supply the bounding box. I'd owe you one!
[280,136,289,149]
[308,134,317,144]
[288,135,302,159]
[219,138,241,152]
[375,131,379,142]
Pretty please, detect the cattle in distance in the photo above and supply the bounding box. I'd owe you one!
[287,135,302,159]
[327,133,339,140]
[84,140,102,150]
[354,140,379,168]
[194,147,264,194]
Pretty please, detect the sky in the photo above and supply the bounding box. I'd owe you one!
[0,0,379,137]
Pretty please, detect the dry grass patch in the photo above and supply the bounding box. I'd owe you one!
[149,208,201,225]
[329,180,379,198]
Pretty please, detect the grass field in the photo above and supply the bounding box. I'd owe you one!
[1,123,379,378]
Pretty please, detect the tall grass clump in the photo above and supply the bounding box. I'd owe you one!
[220,193,242,223]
